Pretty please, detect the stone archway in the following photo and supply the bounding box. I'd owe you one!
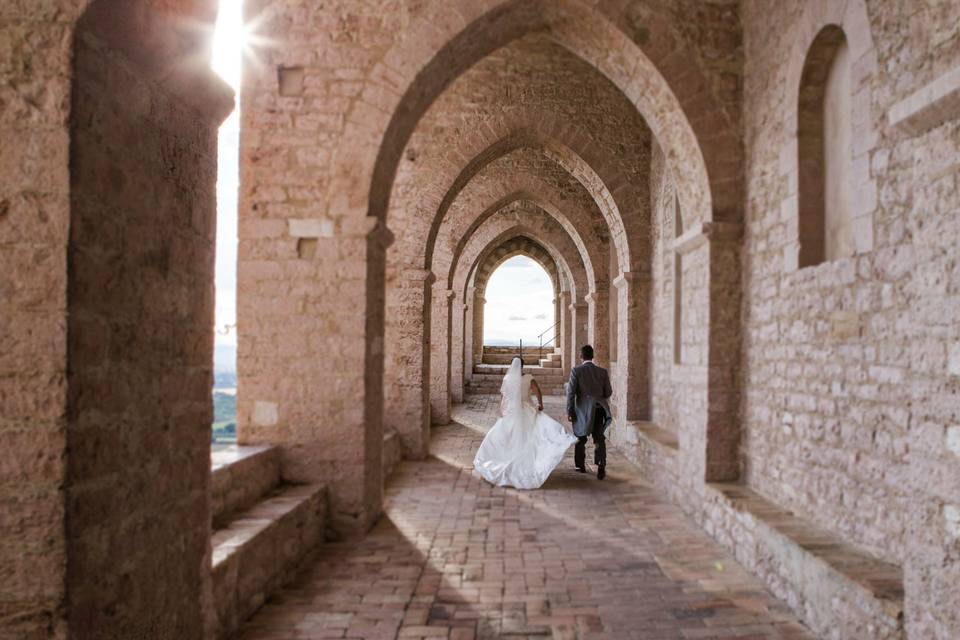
[447,204,594,402]
[431,231,566,424]
[237,0,740,534]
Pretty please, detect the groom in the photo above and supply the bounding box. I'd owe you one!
[566,344,613,479]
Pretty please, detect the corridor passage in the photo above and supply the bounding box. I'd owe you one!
[237,397,813,640]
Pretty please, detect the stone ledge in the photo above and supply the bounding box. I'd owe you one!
[211,483,326,639]
[704,482,904,640]
[383,429,402,479]
[615,421,679,498]
[211,445,281,529]
[630,421,679,452]
[889,64,960,136]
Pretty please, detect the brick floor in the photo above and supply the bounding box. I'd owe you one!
[237,396,814,640]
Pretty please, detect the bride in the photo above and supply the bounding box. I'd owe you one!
[474,357,577,489]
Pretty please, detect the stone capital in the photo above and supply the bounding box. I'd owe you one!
[569,302,588,311]
[673,221,742,255]
[364,218,395,249]
[432,287,456,302]
[612,271,638,290]
[585,290,607,304]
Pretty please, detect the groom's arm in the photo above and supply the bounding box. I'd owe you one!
[602,369,612,400]
[566,367,578,420]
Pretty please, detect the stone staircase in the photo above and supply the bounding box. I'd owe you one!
[481,345,563,369]
[465,366,566,396]
[209,446,326,639]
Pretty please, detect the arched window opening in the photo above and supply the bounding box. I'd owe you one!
[798,25,853,268]
[483,256,556,355]
[673,193,684,365]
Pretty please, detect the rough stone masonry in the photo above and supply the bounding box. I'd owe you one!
[2,0,958,639]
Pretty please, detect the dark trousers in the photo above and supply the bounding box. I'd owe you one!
[575,408,607,468]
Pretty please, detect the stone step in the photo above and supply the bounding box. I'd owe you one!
[464,388,567,397]
[472,364,565,377]
[464,377,566,394]
[483,345,552,356]
[211,483,326,639]
[480,346,558,365]
[211,445,281,529]
[481,353,559,365]
[467,374,565,385]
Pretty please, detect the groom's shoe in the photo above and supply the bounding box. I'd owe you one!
[597,465,606,480]
[575,466,587,473]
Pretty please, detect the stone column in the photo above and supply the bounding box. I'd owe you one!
[463,287,477,386]
[671,221,742,485]
[473,296,486,367]
[5,7,233,637]
[705,224,742,482]
[613,272,650,421]
[569,300,588,364]
[554,294,561,336]
[558,290,572,378]
[430,288,455,425]
[585,288,610,366]
[384,268,434,459]
[450,295,466,404]
[240,219,394,535]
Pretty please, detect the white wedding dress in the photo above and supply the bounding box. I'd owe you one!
[474,358,577,489]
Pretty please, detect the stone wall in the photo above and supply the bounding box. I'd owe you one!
[732,0,960,636]
[738,0,956,562]
[0,4,79,636]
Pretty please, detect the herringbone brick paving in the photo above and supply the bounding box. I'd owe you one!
[237,396,814,640]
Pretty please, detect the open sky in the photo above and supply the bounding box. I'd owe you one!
[211,0,242,348]
[210,3,555,354]
[483,256,556,345]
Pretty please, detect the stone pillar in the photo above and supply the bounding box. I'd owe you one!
[384,268,434,459]
[671,222,742,485]
[473,296,486,366]
[585,288,610,366]
[463,287,477,385]
[569,300,588,365]
[2,5,232,637]
[558,290,572,379]
[613,272,650,421]
[450,296,466,404]
[554,294,561,337]
[430,288,455,425]
[239,218,395,535]
[705,224,742,482]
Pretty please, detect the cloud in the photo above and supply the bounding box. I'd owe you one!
[507,315,527,321]
[533,313,548,320]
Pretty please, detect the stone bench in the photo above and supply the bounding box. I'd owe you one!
[209,445,327,639]
[703,483,904,640]
[615,421,680,498]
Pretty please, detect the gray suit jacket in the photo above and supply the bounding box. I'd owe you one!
[566,361,613,438]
